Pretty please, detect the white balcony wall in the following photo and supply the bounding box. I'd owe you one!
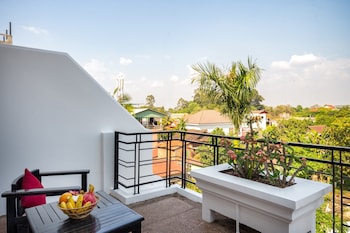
[0,45,148,215]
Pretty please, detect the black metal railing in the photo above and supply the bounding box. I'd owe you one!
[114,130,350,233]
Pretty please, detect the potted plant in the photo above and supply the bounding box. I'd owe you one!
[224,116,308,188]
[191,116,331,233]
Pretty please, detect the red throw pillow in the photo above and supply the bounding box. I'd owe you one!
[21,168,46,208]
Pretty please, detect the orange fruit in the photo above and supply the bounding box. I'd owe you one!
[59,192,72,203]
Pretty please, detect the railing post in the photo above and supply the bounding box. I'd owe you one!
[340,150,344,232]
[181,131,187,189]
[166,132,171,188]
[114,132,119,190]
[138,133,142,194]
[134,134,138,194]
[212,136,219,165]
[332,150,336,232]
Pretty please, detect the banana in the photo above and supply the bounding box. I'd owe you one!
[75,194,83,208]
[83,201,91,207]
[60,201,67,209]
[67,202,75,209]
[67,196,76,209]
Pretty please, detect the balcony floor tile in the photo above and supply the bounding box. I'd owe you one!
[128,193,260,233]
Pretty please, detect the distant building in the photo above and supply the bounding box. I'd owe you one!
[184,109,269,136]
[311,104,338,112]
[184,110,234,135]
[239,110,268,136]
[133,108,166,129]
[278,112,291,119]
[0,22,13,45]
[323,104,336,110]
[308,125,327,135]
[170,113,188,121]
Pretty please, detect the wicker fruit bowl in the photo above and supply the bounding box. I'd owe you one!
[58,197,98,219]
[57,184,98,219]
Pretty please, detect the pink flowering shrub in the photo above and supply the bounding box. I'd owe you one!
[223,117,307,188]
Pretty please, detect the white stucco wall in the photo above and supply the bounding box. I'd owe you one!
[186,123,234,135]
[0,45,148,215]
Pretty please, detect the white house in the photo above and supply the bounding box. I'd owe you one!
[184,110,234,135]
[239,110,268,136]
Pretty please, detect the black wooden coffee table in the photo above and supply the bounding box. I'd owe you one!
[25,191,144,233]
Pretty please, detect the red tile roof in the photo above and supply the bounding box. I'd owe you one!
[308,125,326,134]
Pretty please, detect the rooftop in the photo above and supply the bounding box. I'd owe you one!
[184,110,232,124]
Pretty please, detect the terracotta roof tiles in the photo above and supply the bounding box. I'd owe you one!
[185,110,231,124]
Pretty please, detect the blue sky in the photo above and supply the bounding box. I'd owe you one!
[2,0,350,108]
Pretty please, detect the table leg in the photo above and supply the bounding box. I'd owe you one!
[131,222,142,233]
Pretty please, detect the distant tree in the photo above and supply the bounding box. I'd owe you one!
[192,88,221,109]
[266,118,313,142]
[197,127,228,166]
[146,95,155,108]
[315,106,350,126]
[171,100,201,114]
[184,101,202,114]
[274,105,295,116]
[325,118,350,147]
[211,127,225,136]
[153,106,167,114]
[293,106,312,118]
[337,106,350,117]
[251,89,264,110]
[295,105,303,112]
[161,116,172,129]
[263,106,274,119]
[175,118,187,131]
[192,57,262,131]
[176,98,189,110]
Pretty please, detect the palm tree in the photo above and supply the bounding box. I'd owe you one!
[191,57,262,132]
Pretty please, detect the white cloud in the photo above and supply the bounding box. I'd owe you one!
[150,81,164,87]
[271,54,321,70]
[120,57,133,65]
[83,59,107,80]
[290,54,319,65]
[270,61,290,69]
[170,75,179,82]
[22,26,48,35]
[82,59,116,93]
[178,78,192,86]
[82,60,197,108]
[187,64,199,77]
[169,74,192,87]
[258,54,350,107]
[121,72,196,108]
[134,55,150,59]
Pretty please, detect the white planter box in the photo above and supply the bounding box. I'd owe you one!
[191,164,332,233]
